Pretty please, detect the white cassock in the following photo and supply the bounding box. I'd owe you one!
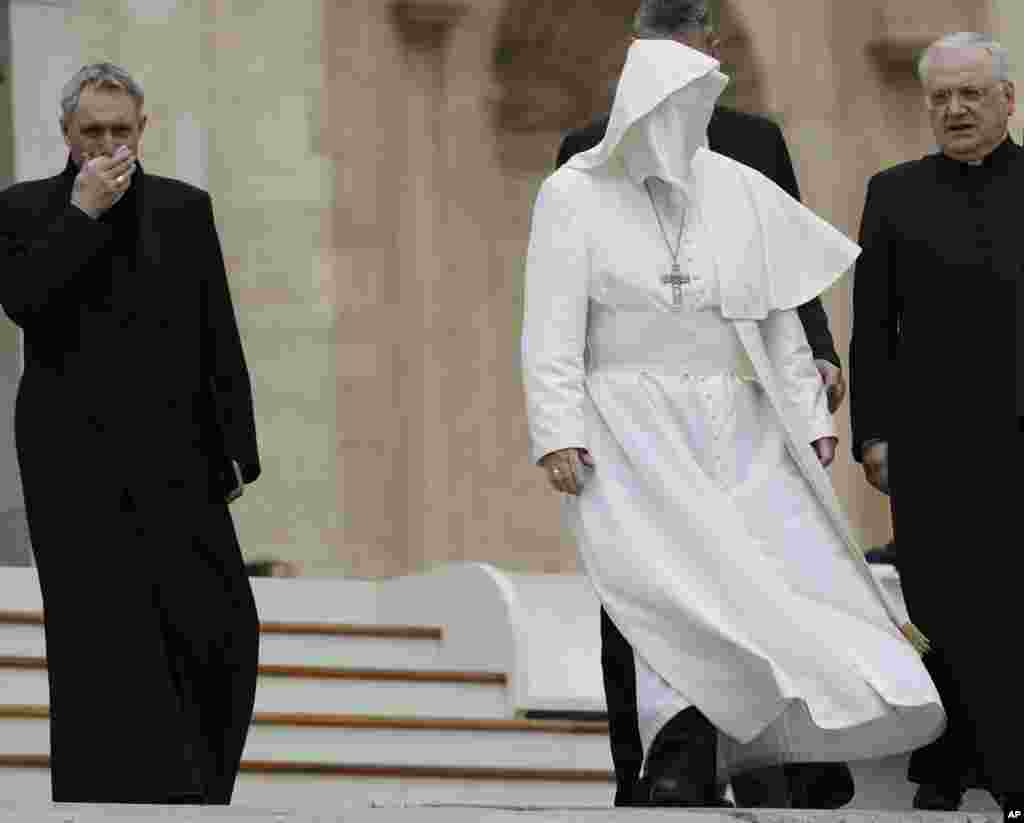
[521,40,944,780]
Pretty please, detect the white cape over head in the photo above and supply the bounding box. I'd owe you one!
[523,38,944,774]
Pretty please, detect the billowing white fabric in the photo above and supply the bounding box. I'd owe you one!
[521,38,945,776]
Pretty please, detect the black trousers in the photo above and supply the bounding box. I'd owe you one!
[906,645,988,791]
[600,606,853,807]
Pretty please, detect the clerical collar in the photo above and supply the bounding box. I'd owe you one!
[939,135,1016,170]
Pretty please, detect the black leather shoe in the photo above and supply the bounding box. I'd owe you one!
[731,765,792,808]
[912,782,964,811]
[643,707,720,807]
[786,762,856,809]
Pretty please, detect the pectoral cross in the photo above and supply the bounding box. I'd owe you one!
[661,263,691,308]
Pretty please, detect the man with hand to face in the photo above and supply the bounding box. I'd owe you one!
[0,64,260,804]
[850,33,1021,818]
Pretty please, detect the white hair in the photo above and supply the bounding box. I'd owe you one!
[60,63,144,124]
[918,32,1012,85]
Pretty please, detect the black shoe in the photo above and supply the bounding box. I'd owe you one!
[786,762,856,809]
[643,707,720,806]
[912,782,964,811]
[731,765,792,808]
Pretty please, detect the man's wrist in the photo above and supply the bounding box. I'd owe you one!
[71,199,101,220]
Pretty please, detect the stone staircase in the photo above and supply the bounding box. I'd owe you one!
[0,563,1004,817]
[0,564,616,808]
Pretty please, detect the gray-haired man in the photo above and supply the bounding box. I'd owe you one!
[0,64,260,804]
[850,32,1021,818]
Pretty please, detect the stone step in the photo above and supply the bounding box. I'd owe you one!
[0,610,449,670]
[0,707,613,771]
[0,798,1004,823]
[0,657,511,718]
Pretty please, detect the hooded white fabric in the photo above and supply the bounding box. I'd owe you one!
[571,39,724,188]
[521,38,944,777]
[569,39,860,321]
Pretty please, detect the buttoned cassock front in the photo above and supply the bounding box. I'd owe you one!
[0,158,260,803]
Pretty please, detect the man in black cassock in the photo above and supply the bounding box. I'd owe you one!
[0,63,260,804]
[850,32,1021,818]
[555,0,853,810]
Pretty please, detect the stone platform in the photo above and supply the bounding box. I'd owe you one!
[0,803,1003,823]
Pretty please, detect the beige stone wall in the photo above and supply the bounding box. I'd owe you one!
[66,0,336,573]
[322,0,576,578]
[992,0,1024,138]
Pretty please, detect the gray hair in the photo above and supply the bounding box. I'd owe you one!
[918,32,1012,85]
[60,63,144,124]
[633,0,711,39]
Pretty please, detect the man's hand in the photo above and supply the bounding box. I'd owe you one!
[812,436,838,468]
[862,440,889,495]
[540,448,595,496]
[815,359,846,414]
[72,146,136,216]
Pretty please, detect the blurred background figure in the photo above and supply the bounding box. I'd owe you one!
[245,558,302,578]
[864,540,898,567]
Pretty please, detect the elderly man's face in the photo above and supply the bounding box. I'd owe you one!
[924,46,1015,162]
[62,84,147,168]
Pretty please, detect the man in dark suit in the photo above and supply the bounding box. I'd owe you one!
[0,63,260,804]
[850,32,1022,819]
[556,0,853,810]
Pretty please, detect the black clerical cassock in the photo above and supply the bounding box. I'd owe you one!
[850,136,1022,796]
[0,158,261,803]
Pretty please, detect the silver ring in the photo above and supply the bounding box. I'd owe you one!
[117,174,126,185]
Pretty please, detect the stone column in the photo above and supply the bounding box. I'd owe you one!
[1,0,81,565]
[992,0,1023,138]
[321,1,415,576]
[390,0,467,574]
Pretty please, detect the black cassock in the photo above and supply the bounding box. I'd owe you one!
[850,136,1022,795]
[0,158,261,803]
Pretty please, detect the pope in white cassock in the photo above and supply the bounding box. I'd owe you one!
[521,39,946,805]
